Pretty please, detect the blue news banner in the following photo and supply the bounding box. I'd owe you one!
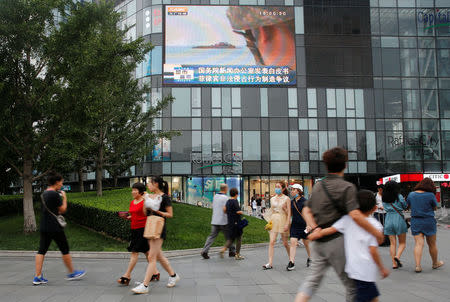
[165,65,296,85]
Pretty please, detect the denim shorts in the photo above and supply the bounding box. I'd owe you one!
[354,279,380,302]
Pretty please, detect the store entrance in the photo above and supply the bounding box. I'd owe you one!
[185,176,242,207]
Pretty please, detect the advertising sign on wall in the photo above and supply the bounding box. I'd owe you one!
[163,5,296,86]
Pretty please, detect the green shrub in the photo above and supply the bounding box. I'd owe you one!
[0,197,23,216]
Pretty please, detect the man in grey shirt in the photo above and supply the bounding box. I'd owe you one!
[295,147,384,302]
[201,184,235,259]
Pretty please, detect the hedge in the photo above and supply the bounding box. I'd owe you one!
[0,198,23,216]
[66,203,130,240]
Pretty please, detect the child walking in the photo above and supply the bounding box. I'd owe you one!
[309,190,390,302]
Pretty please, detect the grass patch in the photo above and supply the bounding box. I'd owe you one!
[0,215,125,251]
[67,188,268,250]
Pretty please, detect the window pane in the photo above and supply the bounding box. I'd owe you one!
[398,9,417,36]
[366,131,376,160]
[421,90,438,118]
[232,88,241,108]
[152,6,162,33]
[232,131,242,152]
[326,89,336,108]
[336,89,346,117]
[440,90,450,118]
[384,90,402,118]
[222,88,231,116]
[212,88,221,107]
[382,49,401,76]
[289,131,299,151]
[151,46,162,75]
[192,88,201,107]
[347,131,357,152]
[437,49,450,77]
[380,8,398,35]
[212,131,222,152]
[192,131,201,152]
[270,131,289,160]
[400,49,419,76]
[243,131,261,160]
[385,132,404,160]
[295,7,304,34]
[403,90,421,118]
[202,131,211,154]
[307,89,317,108]
[419,49,436,77]
[260,88,268,117]
[172,88,191,116]
[288,88,298,108]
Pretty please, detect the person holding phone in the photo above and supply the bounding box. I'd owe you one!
[117,182,159,286]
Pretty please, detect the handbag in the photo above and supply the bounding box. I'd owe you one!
[391,204,411,229]
[40,193,67,228]
[238,218,249,229]
[264,220,273,231]
[143,214,165,239]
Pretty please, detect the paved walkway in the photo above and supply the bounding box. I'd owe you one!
[1,226,449,302]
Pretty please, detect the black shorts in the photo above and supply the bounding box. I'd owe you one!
[355,280,380,302]
[127,228,150,253]
[38,231,70,255]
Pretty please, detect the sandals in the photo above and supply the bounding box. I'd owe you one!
[394,257,403,268]
[262,264,273,270]
[432,261,444,270]
[117,276,131,285]
[415,267,422,273]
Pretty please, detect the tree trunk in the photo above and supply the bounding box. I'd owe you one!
[23,159,37,232]
[96,146,103,197]
[78,168,84,193]
[113,175,118,188]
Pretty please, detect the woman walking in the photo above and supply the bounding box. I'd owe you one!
[262,182,291,270]
[117,182,159,286]
[287,184,311,271]
[407,178,444,273]
[382,181,408,269]
[219,188,245,260]
[132,176,180,294]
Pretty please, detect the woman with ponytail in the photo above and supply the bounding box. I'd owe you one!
[132,176,180,294]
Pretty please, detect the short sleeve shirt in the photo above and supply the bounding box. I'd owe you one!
[211,193,228,225]
[305,174,359,228]
[226,199,241,226]
[406,192,438,218]
[333,215,383,282]
[40,190,63,232]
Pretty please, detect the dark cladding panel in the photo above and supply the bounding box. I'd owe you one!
[304,0,373,88]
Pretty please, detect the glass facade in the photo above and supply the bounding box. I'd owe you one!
[116,0,450,203]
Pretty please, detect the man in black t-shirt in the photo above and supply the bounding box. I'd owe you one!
[33,172,86,285]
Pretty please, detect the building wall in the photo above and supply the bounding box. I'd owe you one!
[115,0,450,178]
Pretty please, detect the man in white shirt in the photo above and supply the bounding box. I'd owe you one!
[201,184,235,259]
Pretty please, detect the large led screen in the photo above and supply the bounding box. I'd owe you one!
[163,6,296,86]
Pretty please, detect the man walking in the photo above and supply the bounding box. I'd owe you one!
[295,147,384,302]
[201,184,235,259]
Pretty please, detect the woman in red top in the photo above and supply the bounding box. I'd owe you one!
[117,183,159,285]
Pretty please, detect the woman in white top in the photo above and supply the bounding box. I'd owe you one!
[262,182,291,269]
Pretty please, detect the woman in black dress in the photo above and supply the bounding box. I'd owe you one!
[287,184,311,271]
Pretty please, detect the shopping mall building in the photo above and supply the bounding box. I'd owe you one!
[107,0,450,206]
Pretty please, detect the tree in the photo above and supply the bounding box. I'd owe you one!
[0,0,68,232]
[48,1,175,196]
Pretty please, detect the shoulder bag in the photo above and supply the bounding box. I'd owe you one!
[40,193,67,228]
[391,204,411,229]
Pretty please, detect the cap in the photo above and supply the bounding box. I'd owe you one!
[291,184,303,191]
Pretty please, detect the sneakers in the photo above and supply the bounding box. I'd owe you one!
[201,252,210,259]
[167,274,180,288]
[65,270,86,281]
[32,275,48,285]
[131,282,149,294]
[262,263,273,270]
[235,254,244,260]
[287,261,295,271]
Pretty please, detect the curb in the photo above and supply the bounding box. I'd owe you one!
[0,242,268,259]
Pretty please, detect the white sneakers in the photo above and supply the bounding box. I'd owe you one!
[167,274,180,288]
[132,274,180,294]
[131,282,149,294]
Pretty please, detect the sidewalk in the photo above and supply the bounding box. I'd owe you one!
[0,226,449,302]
